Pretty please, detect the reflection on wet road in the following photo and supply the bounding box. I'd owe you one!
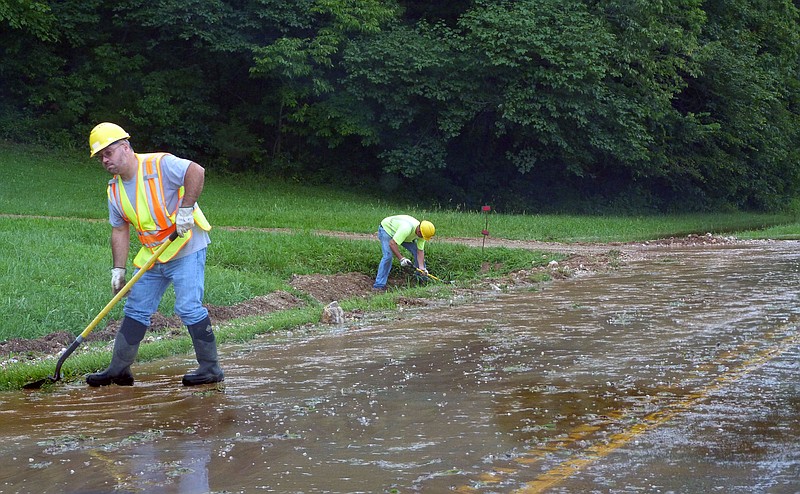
[1,243,799,493]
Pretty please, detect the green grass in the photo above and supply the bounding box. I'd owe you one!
[0,215,547,341]
[733,224,800,240]
[431,210,797,243]
[3,142,793,242]
[2,141,800,390]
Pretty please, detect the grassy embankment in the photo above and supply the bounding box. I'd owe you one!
[0,142,797,390]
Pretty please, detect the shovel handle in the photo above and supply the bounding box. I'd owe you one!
[78,231,179,339]
[414,267,444,283]
[29,232,180,387]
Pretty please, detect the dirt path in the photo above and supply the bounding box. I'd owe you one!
[0,230,751,360]
[316,229,743,258]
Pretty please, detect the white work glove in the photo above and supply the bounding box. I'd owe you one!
[111,267,126,296]
[176,206,195,237]
[419,267,429,275]
[400,257,412,268]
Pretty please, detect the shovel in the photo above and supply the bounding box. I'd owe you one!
[412,267,451,284]
[24,231,178,389]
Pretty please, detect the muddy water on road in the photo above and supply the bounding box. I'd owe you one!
[1,243,799,494]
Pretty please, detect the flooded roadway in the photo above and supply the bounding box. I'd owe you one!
[1,242,799,494]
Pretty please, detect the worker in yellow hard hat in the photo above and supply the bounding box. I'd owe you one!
[373,215,435,291]
[86,122,223,387]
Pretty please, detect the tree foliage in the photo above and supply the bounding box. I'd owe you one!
[0,0,56,40]
[0,0,798,212]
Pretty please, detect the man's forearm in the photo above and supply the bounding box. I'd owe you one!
[181,162,205,206]
[389,240,403,260]
[111,226,130,267]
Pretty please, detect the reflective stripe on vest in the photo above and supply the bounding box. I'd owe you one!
[106,153,211,268]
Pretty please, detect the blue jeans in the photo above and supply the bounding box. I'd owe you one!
[374,226,419,289]
[124,248,209,327]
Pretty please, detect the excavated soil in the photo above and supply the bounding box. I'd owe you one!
[0,233,746,360]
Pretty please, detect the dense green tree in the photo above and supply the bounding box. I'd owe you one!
[396,0,475,24]
[249,0,397,169]
[344,0,711,208]
[678,0,800,209]
[0,0,56,40]
[343,21,478,175]
[0,0,798,212]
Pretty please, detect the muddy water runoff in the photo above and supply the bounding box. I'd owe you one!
[2,243,800,494]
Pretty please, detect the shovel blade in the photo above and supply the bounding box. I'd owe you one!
[23,375,58,390]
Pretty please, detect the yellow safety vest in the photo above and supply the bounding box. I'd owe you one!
[107,153,211,268]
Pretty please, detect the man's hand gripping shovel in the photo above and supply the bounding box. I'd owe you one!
[407,266,452,284]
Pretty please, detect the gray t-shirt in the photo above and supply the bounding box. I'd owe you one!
[108,153,210,259]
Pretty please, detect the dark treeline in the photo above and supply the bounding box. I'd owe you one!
[2,0,799,213]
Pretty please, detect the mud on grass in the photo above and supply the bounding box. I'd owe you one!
[0,271,416,361]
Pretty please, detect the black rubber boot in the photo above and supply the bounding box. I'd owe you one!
[86,317,147,387]
[182,316,224,386]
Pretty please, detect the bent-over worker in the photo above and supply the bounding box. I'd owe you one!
[373,214,435,291]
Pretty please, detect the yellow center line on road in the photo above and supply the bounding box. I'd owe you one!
[451,325,799,494]
[514,329,800,494]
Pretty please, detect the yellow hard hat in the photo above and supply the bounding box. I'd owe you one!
[419,220,435,240]
[89,122,130,157]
